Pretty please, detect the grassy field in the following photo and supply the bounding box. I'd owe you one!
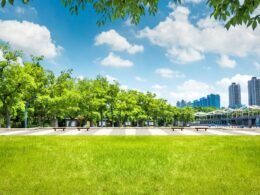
[0,136,259,194]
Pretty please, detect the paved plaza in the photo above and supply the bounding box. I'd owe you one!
[0,128,260,136]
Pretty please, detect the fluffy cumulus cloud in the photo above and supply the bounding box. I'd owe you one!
[15,7,25,14]
[170,80,213,102]
[185,0,203,3]
[95,29,143,54]
[135,76,146,82]
[138,6,260,64]
[152,84,167,90]
[0,50,4,61]
[170,74,253,107]
[105,74,118,83]
[15,6,37,15]
[120,84,129,90]
[77,75,85,80]
[155,68,185,78]
[100,52,134,68]
[253,61,260,70]
[217,55,237,69]
[0,20,61,59]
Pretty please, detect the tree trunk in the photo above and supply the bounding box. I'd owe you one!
[100,109,103,127]
[5,106,11,128]
[51,116,58,127]
[111,107,114,127]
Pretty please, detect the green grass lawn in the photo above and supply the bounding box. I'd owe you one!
[0,136,259,194]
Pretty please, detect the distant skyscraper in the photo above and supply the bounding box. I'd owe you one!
[192,100,200,107]
[176,100,188,108]
[229,83,241,108]
[200,97,208,107]
[248,77,260,106]
[176,100,193,108]
[191,94,220,108]
[207,94,220,109]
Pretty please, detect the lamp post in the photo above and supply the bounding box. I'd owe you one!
[24,95,37,128]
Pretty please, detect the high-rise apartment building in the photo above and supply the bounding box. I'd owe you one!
[191,94,220,108]
[248,77,260,106]
[207,94,221,109]
[229,82,241,108]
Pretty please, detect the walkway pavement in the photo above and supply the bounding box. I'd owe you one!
[0,128,260,136]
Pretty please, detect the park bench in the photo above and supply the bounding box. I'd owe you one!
[53,127,66,131]
[77,127,90,131]
[194,126,208,131]
[53,127,90,131]
[172,127,184,131]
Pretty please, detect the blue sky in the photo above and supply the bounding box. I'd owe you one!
[0,0,259,107]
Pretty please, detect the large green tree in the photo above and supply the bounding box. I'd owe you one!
[1,0,259,29]
[0,44,33,128]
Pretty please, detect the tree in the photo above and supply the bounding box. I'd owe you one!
[106,81,120,127]
[0,44,32,128]
[1,0,259,29]
[92,76,110,126]
[39,69,79,127]
[179,107,194,126]
[77,78,100,126]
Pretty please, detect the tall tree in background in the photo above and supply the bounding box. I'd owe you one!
[92,76,109,126]
[106,81,120,127]
[0,44,30,127]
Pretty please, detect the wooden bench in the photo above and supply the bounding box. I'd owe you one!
[195,127,208,131]
[77,127,90,131]
[53,127,90,131]
[53,127,66,131]
[172,127,184,131]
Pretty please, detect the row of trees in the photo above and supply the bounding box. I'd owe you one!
[0,44,195,128]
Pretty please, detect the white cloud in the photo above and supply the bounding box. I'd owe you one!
[16,57,23,66]
[138,6,260,64]
[0,50,5,61]
[152,84,167,90]
[253,61,260,70]
[120,85,129,90]
[170,79,212,102]
[15,6,37,15]
[0,20,61,59]
[15,7,25,14]
[135,76,146,82]
[100,52,134,68]
[125,18,134,27]
[167,47,204,64]
[77,75,85,80]
[185,0,203,3]
[217,55,237,69]
[105,75,118,83]
[95,29,143,54]
[155,68,185,78]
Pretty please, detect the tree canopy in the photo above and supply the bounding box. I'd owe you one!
[0,43,197,128]
[0,0,259,29]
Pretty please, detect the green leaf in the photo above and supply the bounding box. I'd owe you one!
[252,20,257,30]
[1,0,6,7]
[8,0,14,5]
